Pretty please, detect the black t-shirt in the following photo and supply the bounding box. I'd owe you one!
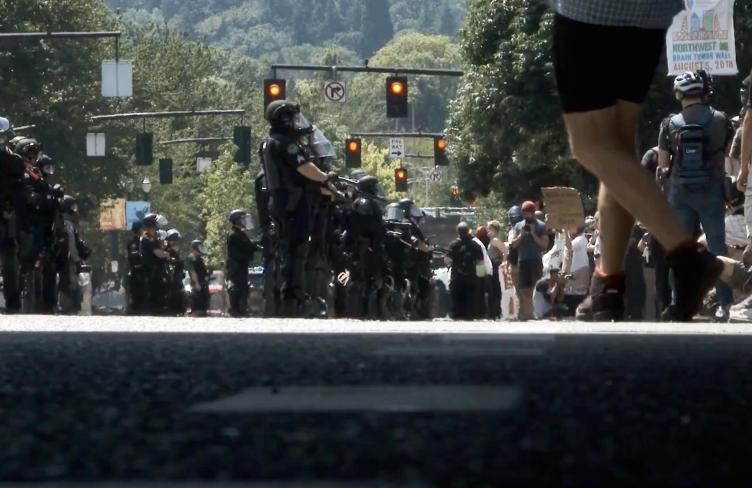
[186,254,208,285]
[139,235,160,269]
[447,235,483,281]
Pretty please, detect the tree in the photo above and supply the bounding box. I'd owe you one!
[361,0,394,56]
[447,0,596,207]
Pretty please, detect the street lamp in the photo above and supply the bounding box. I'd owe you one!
[142,177,151,201]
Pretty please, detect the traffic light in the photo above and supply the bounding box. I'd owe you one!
[395,167,408,192]
[264,79,286,109]
[451,184,460,198]
[159,158,173,185]
[434,136,449,166]
[345,138,362,168]
[135,132,153,165]
[386,76,408,118]
[233,126,252,165]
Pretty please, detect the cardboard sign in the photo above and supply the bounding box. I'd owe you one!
[99,198,126,231]
[541,187,584,230]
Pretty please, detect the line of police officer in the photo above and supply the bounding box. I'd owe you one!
[126,213,211,317]
[252,100,435,319]
[0,117,90,315]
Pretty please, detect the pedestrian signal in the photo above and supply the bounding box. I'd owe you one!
[395,167,408,192]
[345,138,362,168]
[135,132,153,165]
[264,79,287,109]
[233,126,252,165]
[451,184,460,198]
[159,158,173,185]
[434,136,449,166]
[386,76,408,118]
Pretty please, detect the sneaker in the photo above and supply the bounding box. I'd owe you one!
[576,272,625,322]
[665,245,723,322]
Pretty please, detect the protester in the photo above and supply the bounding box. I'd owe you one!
[510,201,549,320]
[547,0,724,322]
[624,225,647,321]
[562,224,590,315]
[533,268,568,319]
[444,222,485,320]
[487,220,508,319]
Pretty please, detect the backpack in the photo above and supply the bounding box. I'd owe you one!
[670,107,715,189]
[455,240,478,277]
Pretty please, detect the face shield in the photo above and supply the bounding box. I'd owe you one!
[198,243,207,254]
[241,214,253,230]
[385,204,404,221]
[157,230,167,241]
[292,113,314,136]
[309,127,336,161]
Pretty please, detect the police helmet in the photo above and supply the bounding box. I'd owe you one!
[357,175,380,196]
[350,169,368,181]
[36,154,55,175]
[165,229,182,242]
[0,117,13,145]
[265,100,300,125]
[9,136,24,148]
[157,229,167,241]
[399,198,423,220]
[228,209,247,223]
[61,195,77,214]
[191,239,205,252]
[14,138,41,159]
[142,213,158,229]
[384,203,404,221]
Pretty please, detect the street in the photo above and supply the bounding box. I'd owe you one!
[2,317,752,486]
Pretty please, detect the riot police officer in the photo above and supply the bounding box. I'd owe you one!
[399,199,433,319]
[126,220,146,314]
[164,229,185,315]
[226,209,257,317]
[140,213,170,315]
[0,117,26,313]
[57,195,90,314]
[187,239,210,317]
[345,175,387,318]
[260,100,337,316]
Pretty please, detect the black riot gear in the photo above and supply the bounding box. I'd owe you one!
[0,117,13,146]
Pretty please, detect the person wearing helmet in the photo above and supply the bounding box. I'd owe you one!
[0,117,27,313]
[126,220,147,314]
[260,100,337,316]
[548,2,729,324]
[163,229,185,316]
[139,213,170,315]
[510,201,549,321]
[398,198,434,319]
[57,195,90,314]
[657,70,735,321]
[226,209,258,317]
[187,239,210,317]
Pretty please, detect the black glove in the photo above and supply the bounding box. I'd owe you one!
[325,171,338,184]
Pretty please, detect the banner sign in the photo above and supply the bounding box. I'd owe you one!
[666,0,737,76]
[126,201,151,232]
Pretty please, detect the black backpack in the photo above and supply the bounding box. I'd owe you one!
[454,240,477,277]
[670,107,715,188]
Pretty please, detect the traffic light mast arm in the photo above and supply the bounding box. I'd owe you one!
[350,132,444,139]
[160,137,233,145]
[90,109,245,122]
[271,64,463,78]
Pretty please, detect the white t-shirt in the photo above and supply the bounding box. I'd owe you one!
[473,237,493,275]
[569,234,589,273]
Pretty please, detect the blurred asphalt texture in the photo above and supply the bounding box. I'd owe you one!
[2,318,752,486]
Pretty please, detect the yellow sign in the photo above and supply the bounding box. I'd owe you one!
[99,198,126,231]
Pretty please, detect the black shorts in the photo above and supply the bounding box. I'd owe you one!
[552,14,666,113]
[517,259,543,290]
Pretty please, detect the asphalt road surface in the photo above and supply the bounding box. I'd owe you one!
[2,317,752,486]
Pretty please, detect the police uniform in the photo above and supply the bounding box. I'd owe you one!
[261,130,312,315]
[187,253,209,316]
[0,149,26,313]
[140,233,166,315]
[127,231,146,314]
[227,226,257,317]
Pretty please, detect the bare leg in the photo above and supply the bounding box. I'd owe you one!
[563,104,690,255]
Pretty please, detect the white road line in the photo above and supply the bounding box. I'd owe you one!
[373,345,545,357]
[189,385,521,414]
[0,315,751,335]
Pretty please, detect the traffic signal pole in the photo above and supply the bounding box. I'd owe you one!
[90,109,245,122]
[270,64,464,78]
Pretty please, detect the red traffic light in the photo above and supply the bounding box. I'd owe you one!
[389,80,405,95]
[347,140,361,153]
[267,83,282,97]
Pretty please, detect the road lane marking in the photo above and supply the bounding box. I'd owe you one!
[189,385,521,414]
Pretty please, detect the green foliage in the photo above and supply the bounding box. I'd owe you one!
[197,146,254,267]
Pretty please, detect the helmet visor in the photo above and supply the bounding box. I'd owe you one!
[309,127,336,160]
[385,204,404,221]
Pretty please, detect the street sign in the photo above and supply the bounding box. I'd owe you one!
[389,137,405,160]
[86,132,105,157]
[101,59,133,97]
[430,168,442,182]
[323,80,347,103]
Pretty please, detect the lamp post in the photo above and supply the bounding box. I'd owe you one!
[142,177,152,202]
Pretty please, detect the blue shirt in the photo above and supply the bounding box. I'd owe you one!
[545,0,684,29]
[513,220,547,262]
